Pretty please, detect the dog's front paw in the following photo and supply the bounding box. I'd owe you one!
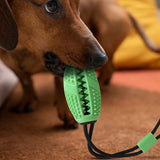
[11,105,33,113]
[11,98,38,113]
[24,105,34,113]
[58,110,78,130]
[55,100,78,129]
[63,118,78,130]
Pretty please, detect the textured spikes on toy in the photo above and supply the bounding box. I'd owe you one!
[77,69,90,115]
[63,66,101,124]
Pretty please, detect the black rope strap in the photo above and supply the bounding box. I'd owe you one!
[83,119,160,159]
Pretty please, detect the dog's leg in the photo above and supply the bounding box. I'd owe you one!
[11,69,38,113]
[54,76,78,129]
[97,60,114,89]
[0,53,38,113]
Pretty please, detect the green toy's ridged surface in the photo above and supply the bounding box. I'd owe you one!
[64,66,101,124]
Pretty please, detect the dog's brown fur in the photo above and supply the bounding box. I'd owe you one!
[0,0,107,128]
[0,0,160,128]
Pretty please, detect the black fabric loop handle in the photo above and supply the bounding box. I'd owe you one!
[151,119,160,134]
[84,123,142,158]
[83,119,160,159]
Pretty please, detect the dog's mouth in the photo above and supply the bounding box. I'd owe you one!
[44,52,66,77]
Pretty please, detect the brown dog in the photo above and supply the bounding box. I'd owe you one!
[0,0,107,127]
[0,0,160,128]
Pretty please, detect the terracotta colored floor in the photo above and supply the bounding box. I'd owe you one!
[0,71,160,160]
[112,70,160,93]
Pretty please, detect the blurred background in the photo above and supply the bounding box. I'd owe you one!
[156,0,160,17]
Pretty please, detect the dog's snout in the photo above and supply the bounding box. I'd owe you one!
[88,49,108,68]
[89,53,108,68]
[83,37,108,69]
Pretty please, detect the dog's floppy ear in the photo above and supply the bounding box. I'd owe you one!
[0,0,18,50]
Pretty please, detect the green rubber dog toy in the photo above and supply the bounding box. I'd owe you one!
[64,66,160,159]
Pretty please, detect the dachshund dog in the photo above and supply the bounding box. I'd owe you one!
[0,0,107,128]
[0,0,159,128]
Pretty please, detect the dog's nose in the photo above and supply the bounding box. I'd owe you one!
[88,51,108,68]
[89,52,108,68]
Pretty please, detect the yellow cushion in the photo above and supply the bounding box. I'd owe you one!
[113,0,160,69]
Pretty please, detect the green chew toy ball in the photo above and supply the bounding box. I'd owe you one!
[63,65,101,124]
[63,65,160,159]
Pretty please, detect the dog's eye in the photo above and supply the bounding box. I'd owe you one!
[44,0,58,14]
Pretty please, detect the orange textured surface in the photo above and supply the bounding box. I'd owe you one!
[112,70,160,93]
